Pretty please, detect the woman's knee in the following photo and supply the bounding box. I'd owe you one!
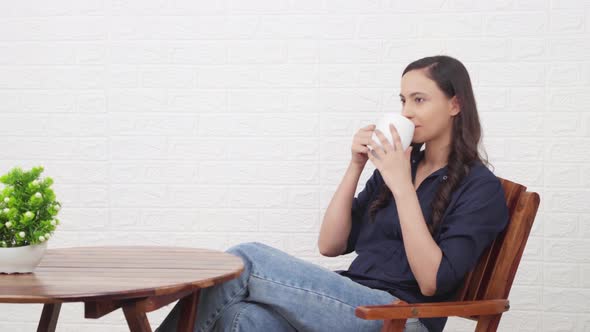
[225,242,297,283]
[226,242,275,262]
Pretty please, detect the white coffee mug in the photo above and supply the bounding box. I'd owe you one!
[371,113,415,151]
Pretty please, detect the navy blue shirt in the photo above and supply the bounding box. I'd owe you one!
[336,149,509,332]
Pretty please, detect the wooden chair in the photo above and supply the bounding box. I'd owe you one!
[355,178,540,332]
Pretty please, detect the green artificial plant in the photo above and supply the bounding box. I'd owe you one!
[0,166,60,248]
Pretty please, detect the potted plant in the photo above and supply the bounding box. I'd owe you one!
[0,166,61,274]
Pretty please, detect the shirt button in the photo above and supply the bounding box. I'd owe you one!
[442,175,448,181]
[412,159,416,163]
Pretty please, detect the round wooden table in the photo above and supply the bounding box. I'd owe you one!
[0,246,244,332]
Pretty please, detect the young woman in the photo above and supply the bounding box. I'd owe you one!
[156,55,509,332]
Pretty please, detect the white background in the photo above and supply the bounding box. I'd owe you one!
[0,0,589,331]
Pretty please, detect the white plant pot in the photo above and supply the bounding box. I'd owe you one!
[0,241,48,274]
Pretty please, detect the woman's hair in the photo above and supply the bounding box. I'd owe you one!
[368,55,489,237]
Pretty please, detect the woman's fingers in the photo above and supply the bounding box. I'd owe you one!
[367,145,378,162]
[351,124,379,155]
[367,138,385,156]
[373,129,393,152]
[357,145,369,154]
[354,126,376,146]
[389,124,402,150]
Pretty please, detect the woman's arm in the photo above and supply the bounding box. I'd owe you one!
[394,176,510,298]
[394,186,442,297]
[318,161,365,257]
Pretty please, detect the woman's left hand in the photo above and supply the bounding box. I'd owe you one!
[367,123,414,198]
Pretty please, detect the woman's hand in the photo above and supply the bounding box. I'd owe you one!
[350,124,376,167]
[367,123,414,197]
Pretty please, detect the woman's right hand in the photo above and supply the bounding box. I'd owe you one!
[351,124,376,166]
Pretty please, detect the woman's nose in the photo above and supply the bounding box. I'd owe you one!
[401,107,413,118]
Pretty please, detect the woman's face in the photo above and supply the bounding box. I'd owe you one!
[399,69,460,144]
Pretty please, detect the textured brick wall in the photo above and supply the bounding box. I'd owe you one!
[0,0,589,331]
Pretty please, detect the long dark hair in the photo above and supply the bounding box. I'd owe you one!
[368,55,489,237]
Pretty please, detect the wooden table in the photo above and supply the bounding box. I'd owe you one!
[0,246,244,332]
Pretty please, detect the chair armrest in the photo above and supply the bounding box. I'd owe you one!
[355,299,509,320]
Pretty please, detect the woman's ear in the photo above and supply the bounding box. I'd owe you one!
[449,96,461,116]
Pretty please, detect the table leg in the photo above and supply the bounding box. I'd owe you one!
[123,301,152,332]
[176,290,201,332]
[37,303,62,332]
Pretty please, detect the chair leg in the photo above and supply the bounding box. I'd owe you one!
[37,303,62,332]
[475,314,502,332]
[381,319,408,332]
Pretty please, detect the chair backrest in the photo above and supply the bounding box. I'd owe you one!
[454,177,540,304]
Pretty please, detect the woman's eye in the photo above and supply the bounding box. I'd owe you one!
[415,97,424,103]
[400,99,406,104]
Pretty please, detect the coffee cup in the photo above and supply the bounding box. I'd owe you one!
[370,113,415,151]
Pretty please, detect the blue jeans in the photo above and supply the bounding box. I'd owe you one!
[156,242,428,332]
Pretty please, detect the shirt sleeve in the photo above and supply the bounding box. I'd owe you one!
[342,169,382,255]
[434,177,509,296]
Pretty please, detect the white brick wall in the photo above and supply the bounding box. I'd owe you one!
[0,0,588,331]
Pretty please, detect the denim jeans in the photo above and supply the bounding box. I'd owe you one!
[156,242,428,332]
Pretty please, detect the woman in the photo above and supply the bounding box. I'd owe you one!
[156,55,509,332]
